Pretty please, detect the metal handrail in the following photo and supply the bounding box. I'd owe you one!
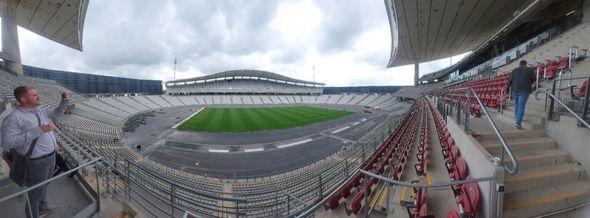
[545,92,590,128]
[359,169,495,189]
[0,156,103,202]
[294,169,363,218]
[294,167,498,218]
[440,87,518,175]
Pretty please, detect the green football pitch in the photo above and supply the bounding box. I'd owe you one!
[177,106,355,132]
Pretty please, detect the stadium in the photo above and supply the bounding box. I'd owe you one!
[0,0,590,218]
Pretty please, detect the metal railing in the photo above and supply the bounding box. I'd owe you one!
[295,168,500,218]
[546,75,590,128]
[0,156,103,217]
[92,106,412,218]
[437,88,518,175]
[546,92,590,128]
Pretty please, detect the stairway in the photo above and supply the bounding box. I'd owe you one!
[473,98,590,217]
[491,96,547,130]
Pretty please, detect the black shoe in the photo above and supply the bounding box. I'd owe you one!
[68,164,79,178]
[516,124,523,129]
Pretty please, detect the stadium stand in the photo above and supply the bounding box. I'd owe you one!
[23,65,163,95]
[320,98,482,217]
[410,13,590,217]
[166,70,324,95]
[0,65,404,217]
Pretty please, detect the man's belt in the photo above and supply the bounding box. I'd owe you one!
[30,151,55,161]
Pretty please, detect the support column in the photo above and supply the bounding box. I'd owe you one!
[2,0,23,77]
[414,63,419,86]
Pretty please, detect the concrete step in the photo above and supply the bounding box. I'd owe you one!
[505,163,586,193]
[503,104,547,117]
[503,149,571,170]
[503,181,590,218]
[481,137,557,154]
[497,107,546,125]
[472,130,547,142]
[489,111,545,130]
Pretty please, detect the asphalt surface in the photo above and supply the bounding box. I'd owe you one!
[123,104,390,179]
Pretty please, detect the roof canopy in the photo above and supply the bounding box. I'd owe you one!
[168,70,325,86]
[13,0,89,51]
[384,0,547,67]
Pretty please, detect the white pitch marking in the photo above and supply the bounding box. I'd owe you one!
[244,148,264,152]
[172,108,204,129]
[332,126,350,134]
[352,122,360,125]
[208,149,229,153]
[277,139,313,148]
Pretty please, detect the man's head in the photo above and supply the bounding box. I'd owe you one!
[519,60,527,67]
[14,86,40,108]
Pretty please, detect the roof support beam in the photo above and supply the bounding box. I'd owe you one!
[414,63,419,86]
[2,0,23,76]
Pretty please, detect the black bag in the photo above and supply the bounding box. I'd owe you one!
[8,113,41,187]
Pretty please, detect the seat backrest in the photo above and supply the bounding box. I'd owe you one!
[464,177,481,214]
[580,80,588,97]
[446,137,455,148]
[456,157,468,179]
[451,145,461,160]
[418,202,428,216]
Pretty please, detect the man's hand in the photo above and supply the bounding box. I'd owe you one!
[61,91,70,103]
[40,123,54,133]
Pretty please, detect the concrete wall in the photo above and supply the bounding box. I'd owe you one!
[545,116,590,174]
[447,118,505,218]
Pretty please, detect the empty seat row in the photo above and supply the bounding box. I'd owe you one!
[426,100,481,218]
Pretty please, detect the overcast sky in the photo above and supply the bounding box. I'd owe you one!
[13,0,467,86]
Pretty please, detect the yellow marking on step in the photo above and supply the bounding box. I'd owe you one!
[427,173,431,185]
[401,186,407,201]
[369,187,382,208]
[378,186,388,207]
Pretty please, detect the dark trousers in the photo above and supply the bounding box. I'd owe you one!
[25,152,55,218]
[53,153,73,177]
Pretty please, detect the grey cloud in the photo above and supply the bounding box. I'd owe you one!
[19,0,417,86]
[316,0,383,53]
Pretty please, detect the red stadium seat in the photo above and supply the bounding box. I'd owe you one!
[346,191,364,215]
[324,192,342,210]
[455,178,481,218]
[447,210,460,218]
[580,80,588,98]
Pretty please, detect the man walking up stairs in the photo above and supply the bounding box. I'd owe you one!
[506,60,536,129]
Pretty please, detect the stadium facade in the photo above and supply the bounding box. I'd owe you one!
[23,65,163,95]
[323,86,403,94]
[166,70,325,95]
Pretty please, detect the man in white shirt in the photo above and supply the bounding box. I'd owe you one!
[1,86,69,218]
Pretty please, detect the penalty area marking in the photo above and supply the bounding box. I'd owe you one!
[331,126,350,134]
[172,108,204,129]
[277,138,313,149]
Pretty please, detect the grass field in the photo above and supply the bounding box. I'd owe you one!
[177,106,355,132]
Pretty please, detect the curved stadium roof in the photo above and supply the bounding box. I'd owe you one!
[384,0,557,68]
[13,0,89,51]
[168,70,325,86]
